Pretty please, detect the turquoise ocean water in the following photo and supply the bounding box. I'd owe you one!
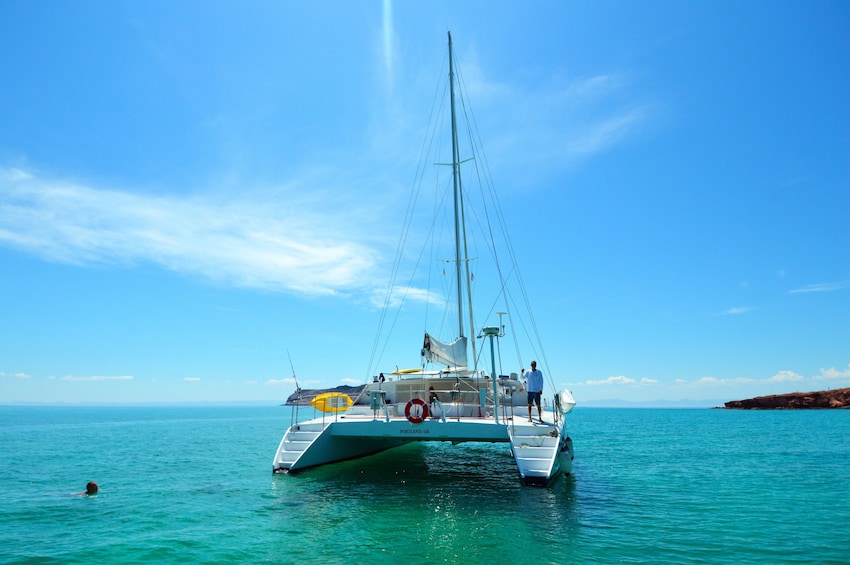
[1,406,847,564]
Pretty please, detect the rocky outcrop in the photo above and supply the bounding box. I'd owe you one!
[284,385,365,406]
[724,388,850,409]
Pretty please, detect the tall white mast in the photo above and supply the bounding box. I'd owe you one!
[448,31,478,369]
[448,31,463,340]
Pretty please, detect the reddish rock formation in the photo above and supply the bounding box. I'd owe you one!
[725,388,850,409]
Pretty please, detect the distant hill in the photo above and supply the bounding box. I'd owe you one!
[580,398,726,408]
[724,388,850,409]
[284,385,366,406]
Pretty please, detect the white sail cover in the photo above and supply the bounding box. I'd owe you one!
[422,333,468,368]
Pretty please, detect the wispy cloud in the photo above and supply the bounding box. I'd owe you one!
[566,109,645,158]
[814,365,850,381]
[586,376,634,385]
[370,284,445,309]
[789,282,847,294]
[61,375,134,382]
[694,376,754,385]
[685,365,850,387]
[0,167,380,296]
[768,370,805,383]
[14,372,31,379]
[184,377,201,382]
[381,0,395,82]
[714,306,756,316]
[585,375,656,386]
[265,378,296,386]
[447,68,650,179]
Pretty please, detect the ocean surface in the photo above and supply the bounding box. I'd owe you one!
[1,405,847,564]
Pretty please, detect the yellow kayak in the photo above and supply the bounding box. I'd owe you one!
[310,392,353,413]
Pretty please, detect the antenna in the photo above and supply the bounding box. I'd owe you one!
[287,349,301,394]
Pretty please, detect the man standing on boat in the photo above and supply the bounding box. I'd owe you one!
[523,361,544,423]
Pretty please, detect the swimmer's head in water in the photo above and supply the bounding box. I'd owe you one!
[86,482,98,495]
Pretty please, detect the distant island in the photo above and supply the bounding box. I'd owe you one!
[725,388,850,409]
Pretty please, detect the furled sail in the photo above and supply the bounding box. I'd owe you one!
[421,333,468,368]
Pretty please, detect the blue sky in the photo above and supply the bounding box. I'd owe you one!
[1,1,847,405]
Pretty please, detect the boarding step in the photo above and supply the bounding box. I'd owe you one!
[509,428,560,480]
[274,424,327,468]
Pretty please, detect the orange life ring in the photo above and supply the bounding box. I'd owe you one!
[405,398,429,424]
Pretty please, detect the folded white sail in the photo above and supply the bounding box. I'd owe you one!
[422,333,467,368]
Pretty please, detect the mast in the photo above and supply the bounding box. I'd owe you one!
[448,31,478,369]
[448,31,464,340]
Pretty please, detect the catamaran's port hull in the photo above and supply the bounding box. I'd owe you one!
[273,436,407,474]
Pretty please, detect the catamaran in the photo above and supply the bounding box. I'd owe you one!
[272,32,575,485]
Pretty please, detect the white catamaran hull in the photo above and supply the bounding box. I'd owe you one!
[273,382,575,485]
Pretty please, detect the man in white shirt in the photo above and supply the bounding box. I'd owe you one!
[523,360,544,423]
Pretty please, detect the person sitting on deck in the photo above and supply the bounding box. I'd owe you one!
[429,386,442,418]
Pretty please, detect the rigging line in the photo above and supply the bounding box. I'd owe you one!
[505,283,540,358]
[433,177,457,353]
[430,86,470,355]
[374,143,454,374]
[374,185,446,373]
[452,53,485,365]
[454,56,525,372]
[366,50,450,378]
[373,80,460,374]
[287,349,302,423]
[422,171,457,369]
[456,61,557,393]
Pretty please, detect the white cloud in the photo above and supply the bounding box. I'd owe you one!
[61,375,134,382]
[586,375,636,386]
[265,378,296,386]
[566,109,645,158]
[715,306,756,316]
[184,377,201,382]
[814,365,850,381]
[768,370,805,383]
[789,282,847,294]
[583,375,659,386]
[381,0,395,82]
[370,284,445,309]
[0,167,379,297]
[452,70,648,176]
[692,368,849,387]
[14,372,31,379]
[694,376,755,385]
